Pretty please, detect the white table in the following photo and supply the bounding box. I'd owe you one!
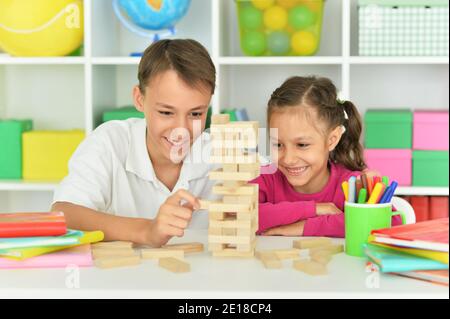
[0,230,448,299]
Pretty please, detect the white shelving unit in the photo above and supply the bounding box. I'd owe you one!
[0,0,448,212]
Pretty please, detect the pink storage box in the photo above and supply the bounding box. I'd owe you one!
[364,149,412,186]
[413,111,449,150]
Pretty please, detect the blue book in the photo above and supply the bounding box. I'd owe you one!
[0,230,83,252]
[364,244,449,273]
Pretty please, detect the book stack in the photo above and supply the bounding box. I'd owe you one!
[0,212,104,269]
[365,218,449,286]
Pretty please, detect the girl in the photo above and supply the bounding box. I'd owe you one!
[253,76,402,238]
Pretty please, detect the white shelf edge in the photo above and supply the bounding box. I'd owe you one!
[0,57,86,65]
[218,56,344,65]
[396,187,449,196]
[0,181,59,192]
[350,56,450,65]
[91,57,141,65]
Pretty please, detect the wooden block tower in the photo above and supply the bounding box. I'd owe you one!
[201,114,260,258]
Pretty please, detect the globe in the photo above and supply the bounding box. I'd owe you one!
[117,0,191,31]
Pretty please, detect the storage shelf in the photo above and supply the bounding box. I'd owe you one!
[91,57,141,65]
[349,57,449,65]
[0,181,59,192]
[0,56,86,65]
[218,56,344,65]
[396,187,449,197]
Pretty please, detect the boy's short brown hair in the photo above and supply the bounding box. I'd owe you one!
[138,39,216,95]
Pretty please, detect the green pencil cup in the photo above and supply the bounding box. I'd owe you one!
[344,202,404,257]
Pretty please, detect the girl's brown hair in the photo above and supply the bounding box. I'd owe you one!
[268,76,366,171]
[138,39,216,94]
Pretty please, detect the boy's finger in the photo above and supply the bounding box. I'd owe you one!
[167,189,200,209]
[170,205,194,221]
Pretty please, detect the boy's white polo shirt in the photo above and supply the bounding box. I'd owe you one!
[52,118,219,229]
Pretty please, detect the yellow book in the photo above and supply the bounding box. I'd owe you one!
[0,230,104,261]
[368,236,449,265]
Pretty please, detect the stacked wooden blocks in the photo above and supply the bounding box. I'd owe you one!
[203,114,260,258]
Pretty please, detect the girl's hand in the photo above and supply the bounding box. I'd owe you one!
[316,203,343,216]
[262,220,306,236]
[139,189,200,247]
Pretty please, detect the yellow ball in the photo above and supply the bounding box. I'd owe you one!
[276,0,298,9]
[291,31,318,55]
[264,6,288,30]
[251,0,275,10]
[0,0,84,56]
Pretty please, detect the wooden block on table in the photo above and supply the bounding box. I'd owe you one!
[292,237,333,250]
[92,248,137,259]
[158,257,190,273]
[140,248,185,260]
[212,249,255,258]
[293,260,328,275]
[260,253,282,269]
[256,248,303,260]
[92,241,133,249]
[95,255,141,269]
[162,242,204,254]
[309,244,344,255]
[310,250,333,265]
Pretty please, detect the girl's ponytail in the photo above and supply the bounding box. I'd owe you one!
[330,100,366,171]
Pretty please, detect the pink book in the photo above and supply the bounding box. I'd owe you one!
[0,244,93,269]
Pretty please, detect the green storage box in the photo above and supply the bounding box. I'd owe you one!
[102,106,144,123]
[365,110,413,149]
[0,119,33,179]
[413,151,449,187]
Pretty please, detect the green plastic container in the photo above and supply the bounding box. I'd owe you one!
[365,110,413,149]
[413,151,449,187]
[102,106,144,123]
[235,0,325,56]
[0,119,33,179]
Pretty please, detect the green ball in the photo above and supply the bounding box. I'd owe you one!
[242,31,266,56]
[239,6,263,30]
[267,31,290,55]
[288,5,317,30]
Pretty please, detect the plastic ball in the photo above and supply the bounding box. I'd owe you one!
[251,0,275,10]
[242,31,267,56]
[289,5,317,30]
[264,6,288,30]
[276,0,297,9]
[291,31,318,55]
[268,31,290,55]
[239,6,263,30]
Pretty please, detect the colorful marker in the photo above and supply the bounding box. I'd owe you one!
[366,176,374,196]
[382,176,389,187]
[379,186,391,204]
[367,182,386,204]
[358,188,367,204]
[362,174,369,192]
[356,178,362,196]
[384,181,399,203]
[348,176,357,203]
[342,181,349,202]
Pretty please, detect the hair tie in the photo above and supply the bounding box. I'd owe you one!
[337,99,349,120]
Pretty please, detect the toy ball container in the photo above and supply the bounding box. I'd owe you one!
[235,0,325,56]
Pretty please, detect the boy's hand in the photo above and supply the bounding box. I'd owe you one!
[141,189,200,247]
[316,203,343,216]
[262,220,306,236]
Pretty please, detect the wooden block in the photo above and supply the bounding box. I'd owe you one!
[292,237,333,249]
[158,257,190,273]
[95,255,141,269]
[223,164,238,172]
[140,249,185,260]
[212,249,254,258]
[256,248,303,260]
[210,154,258,164]
[213,184,258,196]
[208,202,252,213]
[260,253,282,269]
[92,248,137,259]
[209,219,253,229]
[208,243,227,252]
[92,241,133,249]
[162,242,204,254]
[222,228,237,236]
[211,114,230,125]
[310,244,344,255]
[238,162,261,173]
[293,260,328,276]
[198,200,210,210]
[209,211,226,220]
[208,235,254,245]
[310,250,333,265]
[208,227,223,236]
[209,169,259,182]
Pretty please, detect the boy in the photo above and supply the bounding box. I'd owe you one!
[52,39,217,247]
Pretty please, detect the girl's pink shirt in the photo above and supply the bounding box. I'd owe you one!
[251,162,402,237]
